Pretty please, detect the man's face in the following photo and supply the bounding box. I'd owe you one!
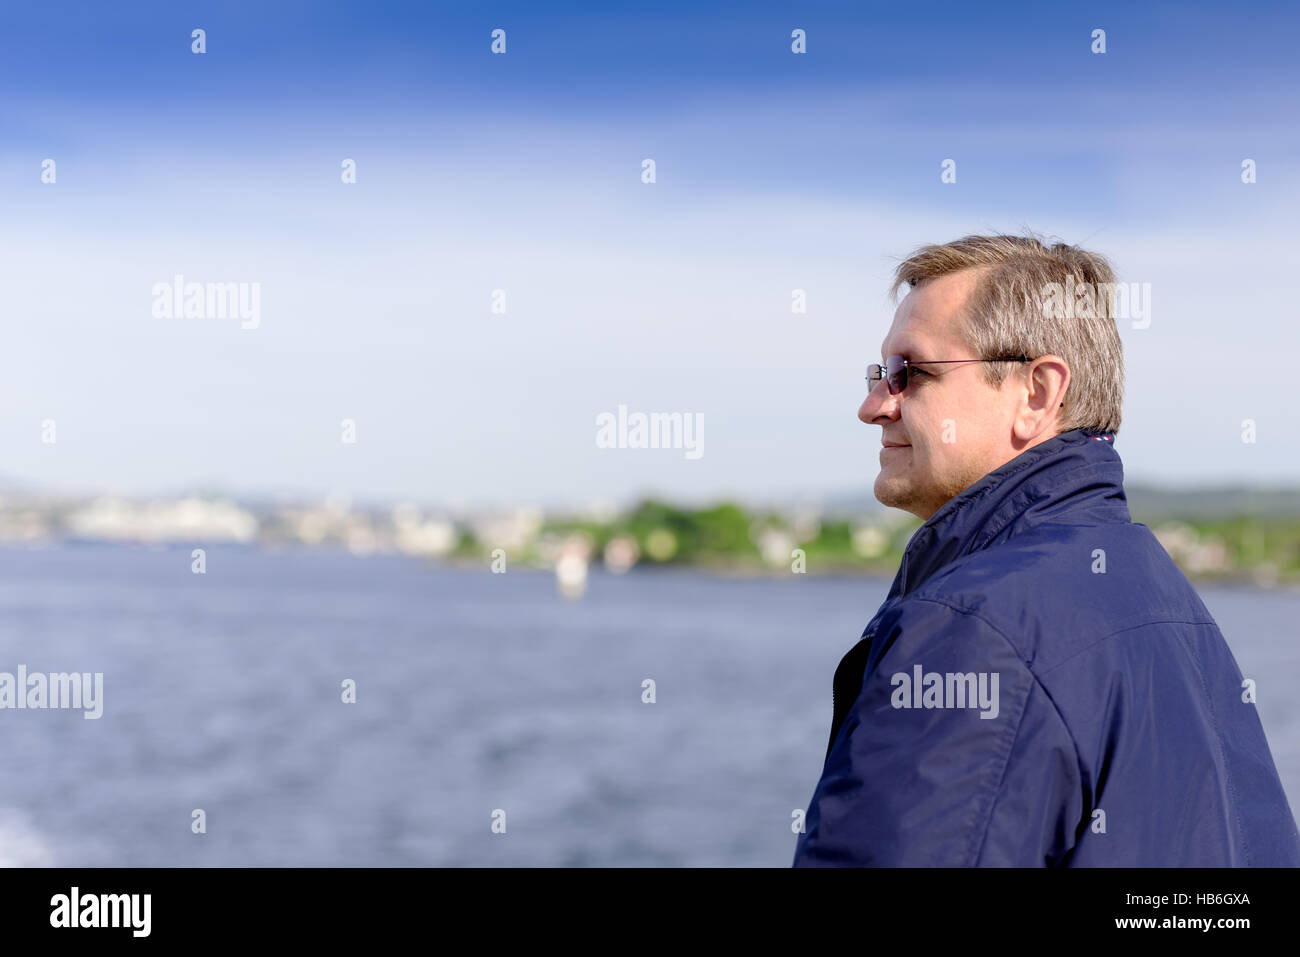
[859,269,1023,520]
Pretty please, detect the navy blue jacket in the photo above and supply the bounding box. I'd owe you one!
[793,428,1300,866]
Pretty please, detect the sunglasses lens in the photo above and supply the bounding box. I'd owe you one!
[886,356,908,394]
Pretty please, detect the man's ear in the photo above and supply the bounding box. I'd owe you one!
[1013,354,1070,442]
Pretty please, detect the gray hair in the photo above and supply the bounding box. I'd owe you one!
[891,233,1125,434]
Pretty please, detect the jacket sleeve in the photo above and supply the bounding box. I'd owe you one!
[794,597,1085,866]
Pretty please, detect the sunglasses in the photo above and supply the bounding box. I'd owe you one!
[866,355,1033,395]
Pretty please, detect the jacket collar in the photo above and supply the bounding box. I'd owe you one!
[886,428,1131,599]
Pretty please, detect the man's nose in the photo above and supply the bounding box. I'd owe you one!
[859,380,899,424]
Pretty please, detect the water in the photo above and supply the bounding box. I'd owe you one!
[0,544,1295,866]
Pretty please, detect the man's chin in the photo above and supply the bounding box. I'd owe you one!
[874,472,933,519]
[873,473,910,511]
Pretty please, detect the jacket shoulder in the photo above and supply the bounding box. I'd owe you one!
[908,520,1216,672]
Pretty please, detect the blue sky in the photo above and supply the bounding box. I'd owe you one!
[1,1,1297,507]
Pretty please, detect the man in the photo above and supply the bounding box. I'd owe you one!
[792,234,1300,866]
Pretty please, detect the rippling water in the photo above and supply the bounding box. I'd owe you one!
[0,544,1295,866]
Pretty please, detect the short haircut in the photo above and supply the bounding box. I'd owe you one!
[891,233,1125,434]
